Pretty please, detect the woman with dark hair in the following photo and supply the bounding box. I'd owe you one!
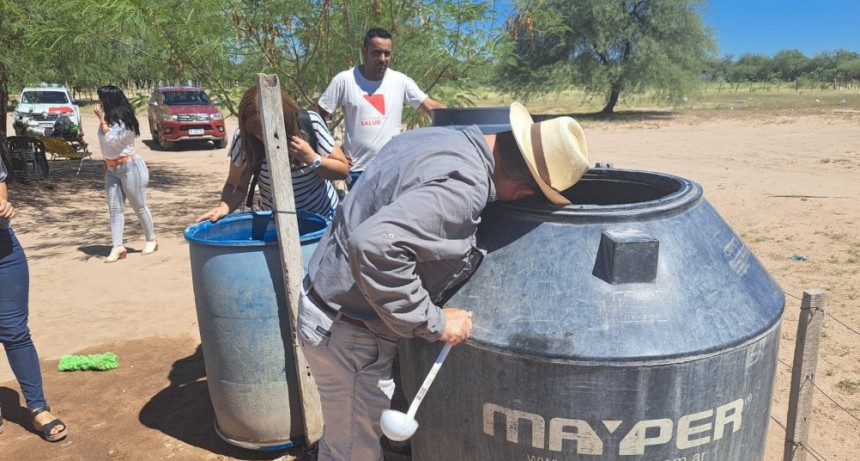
[196,85,349,222]
[94,85,158,262]
[1,156,68,442]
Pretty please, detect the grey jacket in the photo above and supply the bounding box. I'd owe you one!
[307,125,496,342]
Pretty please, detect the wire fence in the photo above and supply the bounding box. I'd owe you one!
[810,380,860,426]
[772,289,860,461]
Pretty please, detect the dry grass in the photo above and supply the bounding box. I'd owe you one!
[463,83,860,119]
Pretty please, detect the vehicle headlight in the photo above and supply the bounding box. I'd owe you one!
[212,112,223,120]
[170,114,179,121]
[42,112,50,119]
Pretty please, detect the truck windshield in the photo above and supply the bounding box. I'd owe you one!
[22,91,70,104]
[163,91,210,105]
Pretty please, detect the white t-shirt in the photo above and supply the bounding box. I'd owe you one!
[317,67,428,172]
[229,110,339,218]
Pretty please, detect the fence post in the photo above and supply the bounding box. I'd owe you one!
[256,73,324,445]
[783,289,826,461]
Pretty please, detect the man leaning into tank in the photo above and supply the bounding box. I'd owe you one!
[294,101,590,460]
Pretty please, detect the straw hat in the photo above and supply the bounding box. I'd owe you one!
[509,102,589,205]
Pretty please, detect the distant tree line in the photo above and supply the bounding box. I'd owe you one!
[705,49,860,90]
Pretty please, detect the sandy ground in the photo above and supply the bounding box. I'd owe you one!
[1,106,858,461]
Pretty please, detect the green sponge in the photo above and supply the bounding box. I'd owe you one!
[58,352,119,371]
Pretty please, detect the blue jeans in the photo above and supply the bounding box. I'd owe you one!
[105,155,156,246]
[0,227,47,411]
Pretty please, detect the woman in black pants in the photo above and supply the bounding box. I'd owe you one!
[0,156,67,442]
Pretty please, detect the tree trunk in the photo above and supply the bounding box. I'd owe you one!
[602,84,621,114]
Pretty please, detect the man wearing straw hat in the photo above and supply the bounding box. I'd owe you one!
[297,102,589,461]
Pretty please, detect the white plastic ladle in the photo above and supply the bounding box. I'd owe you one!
[380,342,453,441]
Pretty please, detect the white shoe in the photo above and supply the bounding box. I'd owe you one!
[105,246,127,263]
[142,240,158,255]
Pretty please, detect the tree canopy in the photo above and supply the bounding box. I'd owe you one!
[6,0,504,123]
[494,0,716,113]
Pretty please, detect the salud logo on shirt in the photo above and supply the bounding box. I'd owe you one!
[363,94,386,115]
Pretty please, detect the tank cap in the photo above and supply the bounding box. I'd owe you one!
[593,229,659,284]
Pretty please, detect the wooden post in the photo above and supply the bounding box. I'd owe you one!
[783,289,826,461]
[255,74,324,445]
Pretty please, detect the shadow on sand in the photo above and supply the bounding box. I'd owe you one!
[138,345,308,460]
[6,158,221,261]
[532,109,678,123]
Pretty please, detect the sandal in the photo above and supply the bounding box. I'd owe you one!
[31,406,67,442]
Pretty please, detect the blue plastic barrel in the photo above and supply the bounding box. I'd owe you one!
[184,210,328,450]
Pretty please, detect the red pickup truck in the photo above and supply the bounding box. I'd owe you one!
[147,87,227,150]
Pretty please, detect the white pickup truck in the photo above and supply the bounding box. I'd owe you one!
[13,83,83,137]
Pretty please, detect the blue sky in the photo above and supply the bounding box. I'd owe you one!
[704,0,860,57]
[493,0,859,59]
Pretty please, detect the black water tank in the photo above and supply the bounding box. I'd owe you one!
[399,110,784,460]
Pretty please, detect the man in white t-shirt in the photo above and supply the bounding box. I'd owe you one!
[317,27,446,180]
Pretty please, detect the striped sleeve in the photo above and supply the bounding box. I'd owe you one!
[307,110,335,156]
[228,130,242,166]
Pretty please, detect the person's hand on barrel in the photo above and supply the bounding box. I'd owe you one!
[440,308,473,346]
[195,202,231,223]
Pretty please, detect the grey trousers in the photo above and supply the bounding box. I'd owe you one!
[298,284,398,461]
[104,156,156,246]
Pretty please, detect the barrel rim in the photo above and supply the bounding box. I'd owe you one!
[431,106,512,135]
[498,169,702,222]
[183,210,328,247]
